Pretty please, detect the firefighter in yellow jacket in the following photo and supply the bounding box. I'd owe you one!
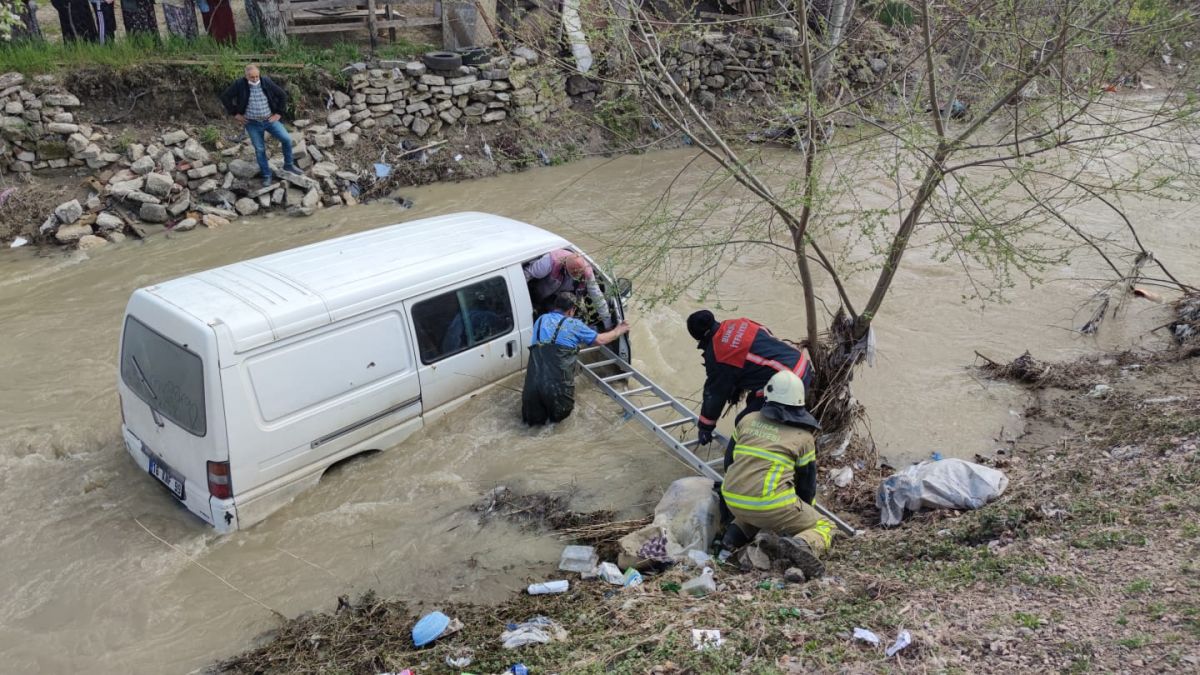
[720,369,834,579]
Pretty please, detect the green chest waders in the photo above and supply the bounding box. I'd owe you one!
[521,315,580,425]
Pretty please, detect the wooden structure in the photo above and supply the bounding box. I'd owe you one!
[281,0,440,46]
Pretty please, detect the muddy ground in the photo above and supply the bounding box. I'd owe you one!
[215,326,1200,673]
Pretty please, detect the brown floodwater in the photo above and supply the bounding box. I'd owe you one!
[0,148,1194,673]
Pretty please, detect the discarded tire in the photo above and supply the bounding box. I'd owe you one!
[457,46,491,66]
[422,51,463,71]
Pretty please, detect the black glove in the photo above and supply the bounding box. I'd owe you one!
[697,422,715,446]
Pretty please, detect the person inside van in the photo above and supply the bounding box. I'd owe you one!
[524,249,614,329]
[522,292,630,425]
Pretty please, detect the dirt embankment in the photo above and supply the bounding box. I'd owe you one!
[215,298,1200,674]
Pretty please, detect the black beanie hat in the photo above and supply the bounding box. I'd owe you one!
[687,310,718,345]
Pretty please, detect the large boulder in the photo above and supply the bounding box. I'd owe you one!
[77,234,107,250]
[234,197,259,216]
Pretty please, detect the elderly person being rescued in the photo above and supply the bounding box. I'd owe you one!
[522,293,629,426]
[524,249,614,329]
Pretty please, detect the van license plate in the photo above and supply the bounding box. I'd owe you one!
[149,458,185,501]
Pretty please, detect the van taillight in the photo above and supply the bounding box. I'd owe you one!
[207,461,231,500]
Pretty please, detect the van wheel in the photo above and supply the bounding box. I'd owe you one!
[422,51,463,71]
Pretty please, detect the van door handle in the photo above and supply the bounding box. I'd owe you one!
[506,339,516,358]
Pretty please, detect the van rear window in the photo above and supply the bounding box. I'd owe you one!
[120,316,207,436]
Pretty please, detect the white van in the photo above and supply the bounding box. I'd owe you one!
[117,212,630,532]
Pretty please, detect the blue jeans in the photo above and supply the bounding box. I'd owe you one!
[245,119,295,180]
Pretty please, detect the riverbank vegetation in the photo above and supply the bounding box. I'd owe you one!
[0,33,429,79]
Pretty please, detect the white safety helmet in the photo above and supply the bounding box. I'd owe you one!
[764,370,806,407]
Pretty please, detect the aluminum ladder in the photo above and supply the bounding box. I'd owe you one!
[578,344,860,537]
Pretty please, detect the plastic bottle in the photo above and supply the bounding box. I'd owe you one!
[527,580,569,595]
[682,567,716,597]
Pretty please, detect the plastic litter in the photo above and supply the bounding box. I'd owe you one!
[691,629,724,651]
[618,477,721,568]
[877,458,1008,526]
[527,580,569,595]
[482,142,493,162]
[445,647,474,668]
[853,627,881,645]
[681,567,716,597]
[832,466,854,487]
[508,663,529,675]
[373,163,392,178]
[597,562,624,585]
[685,549,711,567]
[558,545,598,573]
[9,236,28,248]
[886,629,912,657]
[622,568,643,587]
[930,451,943,461]
[501,616,568,649]
[412,611,451,647]
[1088,384,1112,398]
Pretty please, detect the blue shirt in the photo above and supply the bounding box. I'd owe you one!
[531,312,597,349]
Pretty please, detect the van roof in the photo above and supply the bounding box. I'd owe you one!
[139,212,570,353]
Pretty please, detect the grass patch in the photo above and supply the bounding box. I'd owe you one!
[1116,634,1149,649]
[0,34,432,78]
[1125,579,1152,595]
[1014,611,1043,629]
[1069,530,1147,550]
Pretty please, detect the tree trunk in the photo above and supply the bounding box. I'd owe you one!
[257,0,288,45]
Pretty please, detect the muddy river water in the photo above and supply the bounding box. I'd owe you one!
[0,149,1195,673]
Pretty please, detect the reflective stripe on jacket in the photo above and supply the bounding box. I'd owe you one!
[721,411,816,511]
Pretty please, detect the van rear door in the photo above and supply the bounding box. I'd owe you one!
[407,273,523,411]
[118,308,226,526]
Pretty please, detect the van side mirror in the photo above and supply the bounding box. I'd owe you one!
[616,278,633,300]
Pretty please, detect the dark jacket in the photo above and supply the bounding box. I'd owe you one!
[698,317,814,428]
[219,76,288,118]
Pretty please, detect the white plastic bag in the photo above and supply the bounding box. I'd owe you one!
[876,458,1008,526]
[618,477,721,568]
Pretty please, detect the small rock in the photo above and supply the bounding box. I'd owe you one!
[181,138,210,163]
[332,91,351,108]
[173,218,198,232]
[302,188,320,209]
[54,221,92,244]
[54,199,83,224]
[139,202,168,223]
[187,164,218,179]
[331,120,354,135]
[327,108,352,126]
[1087,384,1112,398]
[105,231,126,244]
[783,567,806,584]
[46,121,80,135]
[143,172,174,197]
[234,197,259,216]
[77,234,107,250]
[196,178,218,194]
[95,212,124,231]
[127,143,146,161]
[161,129,189,146]
[227,158,259,179]
[411,117,431,137]
[202,213,229,228]
[0,72,25,89]
[869,58,888,73]
[341,132,359,148]
[313,132,335,148]
[405,61,426,77]
[42,93,81,107]
[512,45,538,64]
[311,161,338,178]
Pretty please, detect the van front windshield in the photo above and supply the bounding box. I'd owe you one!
[120,316,207,436]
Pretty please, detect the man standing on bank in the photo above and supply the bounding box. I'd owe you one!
[219,64,303,187]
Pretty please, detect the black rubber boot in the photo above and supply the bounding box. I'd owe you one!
[778,536,825,580]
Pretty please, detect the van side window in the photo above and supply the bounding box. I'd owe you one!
[413,277,515,364]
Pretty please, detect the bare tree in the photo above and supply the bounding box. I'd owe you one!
[580,0,1198,424]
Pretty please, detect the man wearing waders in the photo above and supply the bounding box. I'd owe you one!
[721,370,834,579]
[522,293,630,425]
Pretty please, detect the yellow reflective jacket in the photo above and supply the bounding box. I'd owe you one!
[721,411,816,511]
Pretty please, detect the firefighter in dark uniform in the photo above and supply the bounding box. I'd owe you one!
[687,310,817,548]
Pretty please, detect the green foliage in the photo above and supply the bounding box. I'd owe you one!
[197,126,221,148]
[1013,611,1043,629]
[1069,530,1148,550]
[875,1,917,28]
[0,34,431,77]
